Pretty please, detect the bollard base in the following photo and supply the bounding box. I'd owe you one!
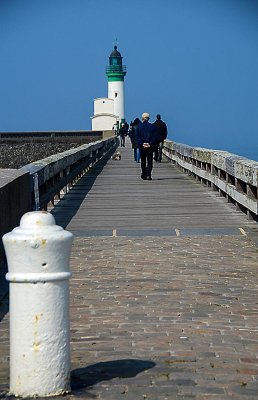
[8,387,71,398]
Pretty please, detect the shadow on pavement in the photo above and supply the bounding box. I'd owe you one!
[71,359,156,389]
[0,293,9,322]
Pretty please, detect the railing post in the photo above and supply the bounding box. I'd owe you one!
[2,211,74,398]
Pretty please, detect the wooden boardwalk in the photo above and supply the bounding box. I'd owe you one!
[52,139,255,235]
[1,139,258,399]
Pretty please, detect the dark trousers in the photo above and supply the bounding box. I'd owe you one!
[154,141,164,162]
[139,146,154,178]
[120,135,126,147]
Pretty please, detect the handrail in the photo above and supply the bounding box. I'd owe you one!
[163,140,258,220]
[20,137,118,211]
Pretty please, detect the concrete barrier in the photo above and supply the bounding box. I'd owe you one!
[0,170,31,297]
[102,130,116,139]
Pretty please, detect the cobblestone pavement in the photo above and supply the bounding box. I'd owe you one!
[1,234,258,399]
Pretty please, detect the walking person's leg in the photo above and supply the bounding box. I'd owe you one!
[133,148,137,161]
[146,148,154,179]
[139,147,147,179]
[136,148,140,162]
[158,141,164,162]
[154,143,159,161]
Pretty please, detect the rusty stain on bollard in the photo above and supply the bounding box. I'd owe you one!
[2,211,74,398]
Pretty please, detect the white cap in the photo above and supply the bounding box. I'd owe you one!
[142,112,150,120]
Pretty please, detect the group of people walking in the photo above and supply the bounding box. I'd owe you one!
[117,113,168,181]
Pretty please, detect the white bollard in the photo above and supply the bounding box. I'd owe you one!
[2,211,74,398]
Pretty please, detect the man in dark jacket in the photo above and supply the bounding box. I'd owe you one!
[118,123,127,147]
[136,112,158,180]
[153,114,168,162]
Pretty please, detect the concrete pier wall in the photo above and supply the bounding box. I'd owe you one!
[0,170,31,296]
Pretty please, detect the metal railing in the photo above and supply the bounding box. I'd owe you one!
[105,65,126,74]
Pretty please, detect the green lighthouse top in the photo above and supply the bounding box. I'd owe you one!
[106,46,126,82]
[110,45,122,58]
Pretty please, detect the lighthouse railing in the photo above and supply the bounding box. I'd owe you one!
[106,65,126,74]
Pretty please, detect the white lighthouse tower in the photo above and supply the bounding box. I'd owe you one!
[106,45,126,123]
[91,45,126,131]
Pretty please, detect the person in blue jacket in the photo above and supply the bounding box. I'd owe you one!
[135,112,158,180]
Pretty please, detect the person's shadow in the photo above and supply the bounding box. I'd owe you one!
[71,359,155,390]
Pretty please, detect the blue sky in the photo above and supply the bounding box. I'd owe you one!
[1,0,258,158]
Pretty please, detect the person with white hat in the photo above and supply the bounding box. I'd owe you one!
[135,112,158,180]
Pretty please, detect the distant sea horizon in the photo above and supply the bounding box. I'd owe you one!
[171,137,258,163]
[0,131,257,163]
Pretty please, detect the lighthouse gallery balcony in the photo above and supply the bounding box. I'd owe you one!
[105,65,126,74]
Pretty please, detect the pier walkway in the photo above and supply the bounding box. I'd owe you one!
[1,140,258,399]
